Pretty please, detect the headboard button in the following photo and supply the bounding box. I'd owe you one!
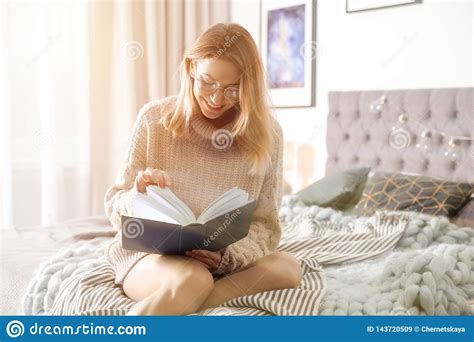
[365,134,371,141]
[426,110,431,119]
[452,110,458,118]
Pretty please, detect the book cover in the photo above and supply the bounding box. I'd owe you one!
[121,200,257,255]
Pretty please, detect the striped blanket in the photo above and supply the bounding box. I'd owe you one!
[24,198,411,316]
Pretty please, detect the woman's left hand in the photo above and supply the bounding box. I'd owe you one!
[185,249,222,271]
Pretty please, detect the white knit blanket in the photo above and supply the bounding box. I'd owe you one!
[279,196,474,315]
[23,195,474,315]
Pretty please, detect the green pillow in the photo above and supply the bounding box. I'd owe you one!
[295,167,371,209]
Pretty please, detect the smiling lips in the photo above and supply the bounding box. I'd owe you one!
[205,99,224,112]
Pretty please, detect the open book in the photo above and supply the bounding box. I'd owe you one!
[121,185,257,255]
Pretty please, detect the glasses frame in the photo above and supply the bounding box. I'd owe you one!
[191,64,241,103]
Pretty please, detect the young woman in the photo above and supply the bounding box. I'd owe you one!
[104,23,302,316]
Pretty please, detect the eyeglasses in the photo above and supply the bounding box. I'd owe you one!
[192,69,240,103]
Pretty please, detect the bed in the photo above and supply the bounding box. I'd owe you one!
[1,87,472,316]
[321,87,473,314]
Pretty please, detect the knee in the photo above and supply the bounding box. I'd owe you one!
[165,260,214,306]
[267,251,303,289]
[145,258,214,315]
[173,259,215,293]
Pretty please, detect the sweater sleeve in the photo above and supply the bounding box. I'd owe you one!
[104,105,150,230]
[211,121,284,276]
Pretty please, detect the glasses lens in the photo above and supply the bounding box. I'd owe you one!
[224,87,240,102]
[197,78,216,93]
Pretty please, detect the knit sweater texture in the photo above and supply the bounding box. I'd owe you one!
[104,95,283,282]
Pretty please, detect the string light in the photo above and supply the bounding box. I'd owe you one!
[416,130,433,156]
[444,137,460,160]
[369,95,387,113]
[370,95,472,161]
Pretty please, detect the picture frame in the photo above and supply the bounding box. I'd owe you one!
[346,0,422,13]
[260,0,316,108]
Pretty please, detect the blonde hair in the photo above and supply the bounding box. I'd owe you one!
[161,22,276,176]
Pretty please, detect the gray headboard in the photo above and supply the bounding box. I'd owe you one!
[325,88,473,183]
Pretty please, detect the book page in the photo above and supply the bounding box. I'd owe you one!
[136,185,252,226]
[197,187,252,223]
[132,193,180,225]
[146,186,196,224]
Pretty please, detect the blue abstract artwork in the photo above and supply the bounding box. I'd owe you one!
[267,4,305,89]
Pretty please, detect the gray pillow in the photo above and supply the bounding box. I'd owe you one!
[295,167,371,209]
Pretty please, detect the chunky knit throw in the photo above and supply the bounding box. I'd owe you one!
[279,196,474,316]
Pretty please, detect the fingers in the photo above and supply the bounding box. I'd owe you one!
[145,167,171,188]
[145,168,163,187]
[141,170,151,182]
[135,171,147,193]
[135,168,171,193]
[191,249,221,263]
[186,249,221,269]
[163,172,172,187]
[186,252,215,269]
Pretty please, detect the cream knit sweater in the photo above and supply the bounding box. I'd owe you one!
[104,95,283,277]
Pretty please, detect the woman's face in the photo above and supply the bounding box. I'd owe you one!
[192,58,241,120]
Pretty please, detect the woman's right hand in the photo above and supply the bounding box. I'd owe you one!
[133,167,172,193]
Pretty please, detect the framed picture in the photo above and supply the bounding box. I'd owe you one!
[260,0,316,108]
[346,0,422,13]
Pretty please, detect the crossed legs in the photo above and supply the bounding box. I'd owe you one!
[124,251,302,315]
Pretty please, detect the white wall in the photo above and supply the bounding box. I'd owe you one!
[231,0,473,187]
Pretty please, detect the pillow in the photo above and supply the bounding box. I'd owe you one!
[354,172,473,217]
[295,167,371,209]
[452,198,474,228]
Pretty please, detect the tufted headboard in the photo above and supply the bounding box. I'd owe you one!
[325,88,473,183]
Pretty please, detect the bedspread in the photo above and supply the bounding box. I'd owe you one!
[24,196,414,316]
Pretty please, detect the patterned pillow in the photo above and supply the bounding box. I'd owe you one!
[354,172,473,217]
[452,198,474,228]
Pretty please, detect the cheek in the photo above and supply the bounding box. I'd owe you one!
[193,82,202,98]
[193,81,208,101]
[192,86,234,110]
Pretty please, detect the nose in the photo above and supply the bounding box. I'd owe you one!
[210,89,225,106]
